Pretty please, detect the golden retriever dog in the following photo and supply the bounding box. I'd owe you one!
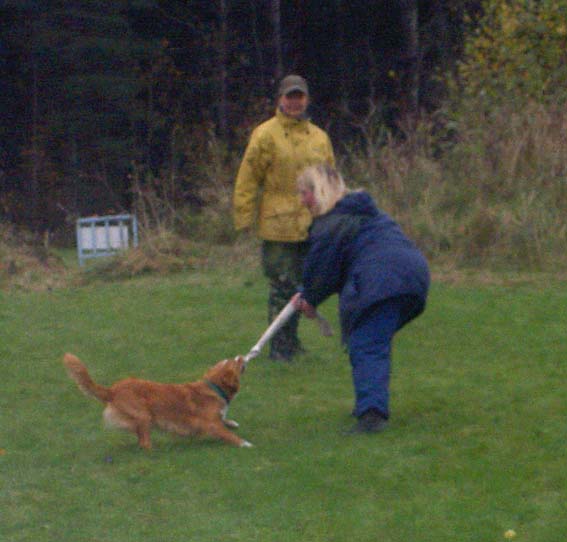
[63,353,251,450]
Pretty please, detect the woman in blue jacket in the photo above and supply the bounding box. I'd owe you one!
[293,164,430,433]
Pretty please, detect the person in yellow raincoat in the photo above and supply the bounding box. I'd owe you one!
[233,74,335,361]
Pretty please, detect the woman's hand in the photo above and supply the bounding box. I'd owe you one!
[291,292,317,319]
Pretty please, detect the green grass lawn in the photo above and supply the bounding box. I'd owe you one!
[1,265,566,541]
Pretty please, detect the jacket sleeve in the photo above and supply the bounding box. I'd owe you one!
[233,129,272,231]
[302,214,360,308]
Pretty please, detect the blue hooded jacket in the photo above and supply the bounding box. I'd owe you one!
[301,191,430,339]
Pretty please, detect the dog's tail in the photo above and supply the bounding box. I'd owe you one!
[63,353,113,403]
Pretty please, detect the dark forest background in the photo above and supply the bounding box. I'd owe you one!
[0,0,479,233]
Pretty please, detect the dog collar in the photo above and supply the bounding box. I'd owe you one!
[204,380,230,404]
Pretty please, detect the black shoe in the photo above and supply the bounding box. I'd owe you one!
[345,409,388,434]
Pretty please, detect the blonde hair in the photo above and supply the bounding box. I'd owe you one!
[297,164,347,216]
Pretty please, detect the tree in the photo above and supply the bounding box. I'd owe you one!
[270,0,283,81]
[0,1,51,229]
[0,0,480,231]
[0,0,158,228]
[399,0,419,120]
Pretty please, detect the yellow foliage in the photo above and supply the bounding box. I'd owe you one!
[459,0,567,103]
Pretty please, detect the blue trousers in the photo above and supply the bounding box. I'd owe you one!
[347,297,406,419]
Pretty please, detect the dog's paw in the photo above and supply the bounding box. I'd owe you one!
[240,440,253,448]
[224,419,239,429]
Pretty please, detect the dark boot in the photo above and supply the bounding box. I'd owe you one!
[346,409,388,434]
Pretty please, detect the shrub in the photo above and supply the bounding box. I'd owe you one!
[458,0,567,105]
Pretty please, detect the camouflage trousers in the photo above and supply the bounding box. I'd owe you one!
[261,240,309,360]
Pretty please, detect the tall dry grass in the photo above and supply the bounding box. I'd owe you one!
[70,130,254,284]
[346,101,567,270]
[0,224,68,290]
[98,100,567,276]
[3,100,565,291]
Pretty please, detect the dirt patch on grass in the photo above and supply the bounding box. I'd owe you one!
[74,231,259,284]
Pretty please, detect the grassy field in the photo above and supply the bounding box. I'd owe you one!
[1,264,566,541]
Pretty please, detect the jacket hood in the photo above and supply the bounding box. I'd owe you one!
[335,191,379,217]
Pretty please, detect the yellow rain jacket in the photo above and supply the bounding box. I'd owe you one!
[233,108,335,241]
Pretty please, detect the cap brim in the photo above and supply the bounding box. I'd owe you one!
[283,85,308,95]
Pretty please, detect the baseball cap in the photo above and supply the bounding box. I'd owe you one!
[278,75,309,96]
